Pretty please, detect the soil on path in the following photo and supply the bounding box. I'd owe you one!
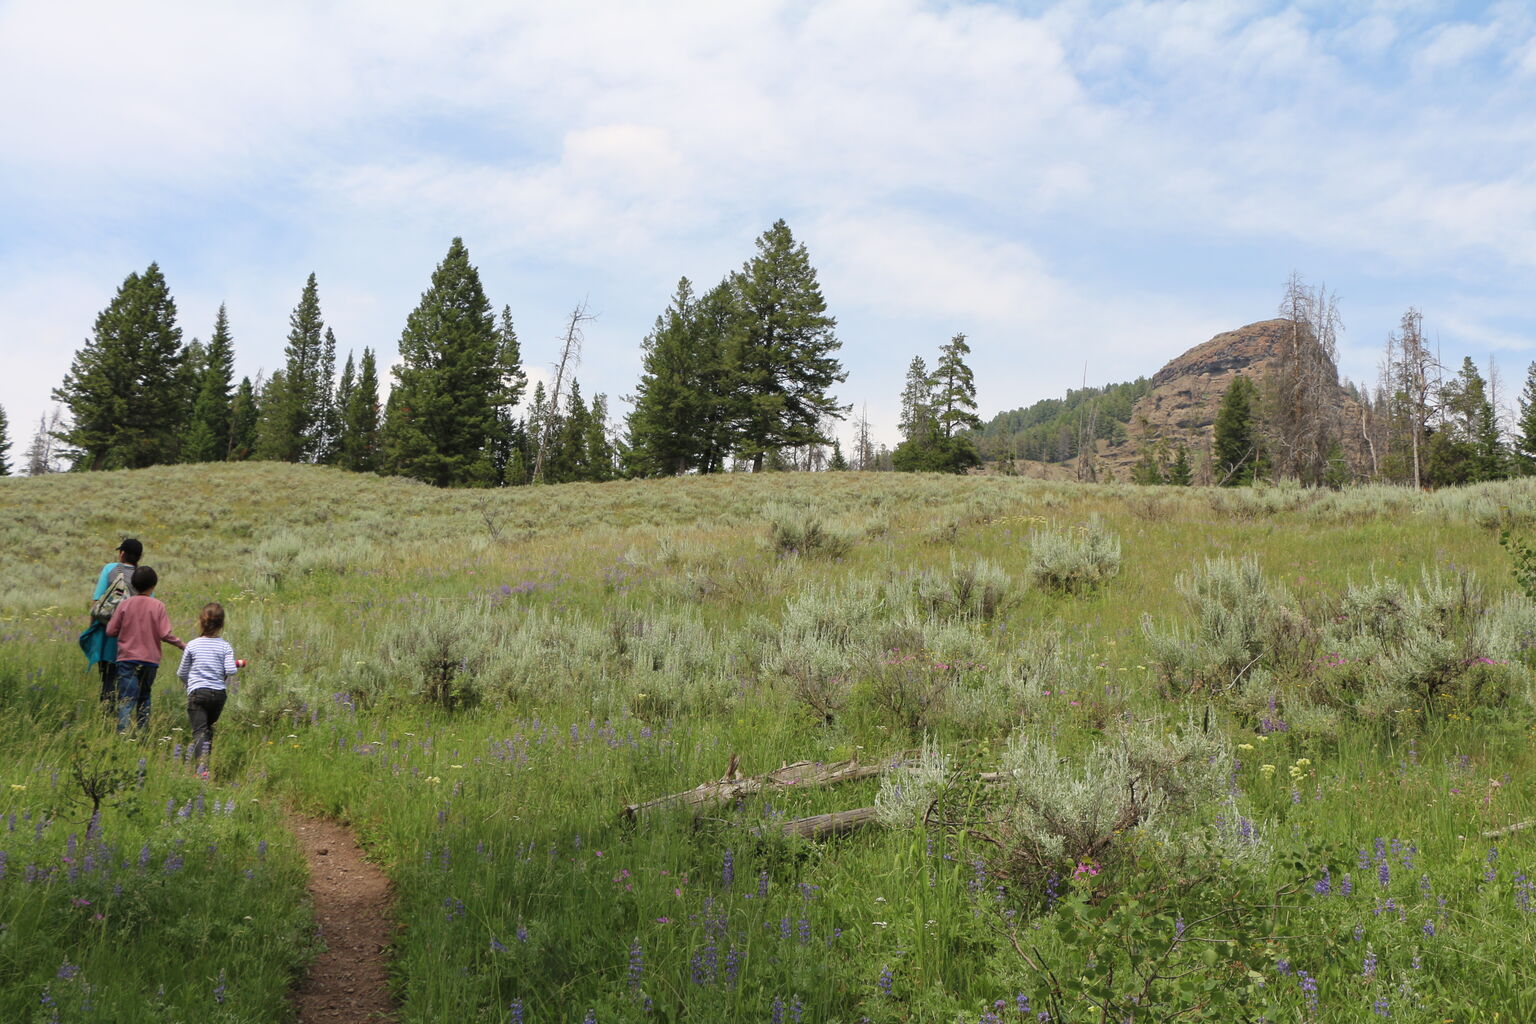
[290,812,397,1023]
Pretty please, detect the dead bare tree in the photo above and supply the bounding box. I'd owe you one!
[532,301,595,484]
[1271,273,1343,485]
[1389,307,1436,489]
[1075,363,1098,482]
[853,403,874,471]
[26,408,66,476]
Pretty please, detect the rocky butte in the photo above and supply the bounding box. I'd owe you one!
[1090,318,1368,482]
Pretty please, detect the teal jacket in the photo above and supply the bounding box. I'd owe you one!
[79,562,127,665]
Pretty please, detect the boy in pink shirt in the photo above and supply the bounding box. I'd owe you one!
[105,566,185,732]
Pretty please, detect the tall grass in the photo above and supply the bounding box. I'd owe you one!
[3,464,1536,1020]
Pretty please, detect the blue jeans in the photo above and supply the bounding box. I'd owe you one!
[114,661,158,732]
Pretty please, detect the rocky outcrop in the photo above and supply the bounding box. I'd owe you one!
[1094,319,1365,482]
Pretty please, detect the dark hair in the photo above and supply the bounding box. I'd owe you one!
[131,565,158,594]
[198,602,225,638]
[118,538,143,564]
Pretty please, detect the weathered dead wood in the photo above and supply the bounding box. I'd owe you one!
[621,755,901,821]
[779,806,881,839]
[1482,819,1534,839]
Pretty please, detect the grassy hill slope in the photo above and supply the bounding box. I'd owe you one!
[4,465,1536,1021]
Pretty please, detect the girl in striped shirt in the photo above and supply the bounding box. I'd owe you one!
[177,602,242,776]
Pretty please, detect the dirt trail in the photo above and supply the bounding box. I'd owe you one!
[289,812,397,1023]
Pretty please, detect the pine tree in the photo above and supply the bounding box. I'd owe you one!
[333,352,357,465]
[227,376,259,461]
[627,277,734,476]
[382,238,516,486]
[53,263,184,469]
[548,381,590,483]
[728,220,847,471]
[1213,375,1259,485]
[1515,361,1536,475]
[898,356,936,444]
[932,333,981,438]
[489,306,530,483]
[828,439,849,471]
[585,393,616,482]
[315,327,340,463]
[0,404,10,475]
[256,274,328,462]
[183,304,237,463]
[1429,357,1506,485]
[893,349,979,474]
[1166,445,1193,486]
[1131,450,1164,485]
[339,349,382,472]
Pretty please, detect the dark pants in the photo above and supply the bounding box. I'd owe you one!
[114,661,158,732]
[187,688,228,760]
[98,660,116,707]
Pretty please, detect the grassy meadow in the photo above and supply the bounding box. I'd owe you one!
[3,463,1536,1022]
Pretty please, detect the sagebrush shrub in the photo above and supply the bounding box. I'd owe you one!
[914,557,1018,621]
[987,720,1231,882]
[1027,517,1122,594]
[1143,556,1307,693]
[767,506,855,559]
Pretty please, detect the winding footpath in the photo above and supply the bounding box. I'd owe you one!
[288,813,398,1023]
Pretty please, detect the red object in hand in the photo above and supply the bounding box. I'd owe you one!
[235,659,247,668]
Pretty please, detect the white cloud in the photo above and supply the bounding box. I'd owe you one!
[3,0,1536,460]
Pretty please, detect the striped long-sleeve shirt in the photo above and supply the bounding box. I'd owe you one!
[177,636,238,693]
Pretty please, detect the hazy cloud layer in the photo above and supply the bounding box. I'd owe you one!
[2,0,1532,456]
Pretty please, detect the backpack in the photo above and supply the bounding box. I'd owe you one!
[91,564,135,623]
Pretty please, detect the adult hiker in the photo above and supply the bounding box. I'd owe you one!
[79,537,142,708]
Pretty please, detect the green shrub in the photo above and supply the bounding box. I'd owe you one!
[914,557,1019,621]
[1143,556,1309,693]
[1027,517,1121,594]
[987,719,1231,882]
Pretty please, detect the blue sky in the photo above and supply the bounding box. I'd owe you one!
[2,0,1534,461]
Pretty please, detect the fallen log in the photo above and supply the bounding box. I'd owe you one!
[778,806,881,839]
[1482,819,1534,839]
[621,754,904,821]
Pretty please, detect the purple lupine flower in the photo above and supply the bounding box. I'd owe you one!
[214,970,227,1004]
[1378,858,1390,888]
[722,848,734,887]
[724,947,742,987]
[1423,919,1436,937]
[258,840,267,859]
[1275,959,1291,975]
[1341,873,1353,896]
[516,920,529,942]
[56,962,79,980]
[583,1009,596,1024]
[507,999,524,1024]
[1485,847,1499,883]
[1314,868,1331,896]
[878,966,893,996]
[1297,970,1319,1015]
[1373,996,1390,1017]
[0,851,6,879]
[797,918,810,944]
[629,940,644,990]
[771,995,785,1024]
[789,996,804,1024]
[1016,993,1031,1014]
[779,917,792,940]
[757,870,770,898]
[1362,951,1377,977]
[490,937,507,953]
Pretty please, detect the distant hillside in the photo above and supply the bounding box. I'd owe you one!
[975,377,1152,463]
